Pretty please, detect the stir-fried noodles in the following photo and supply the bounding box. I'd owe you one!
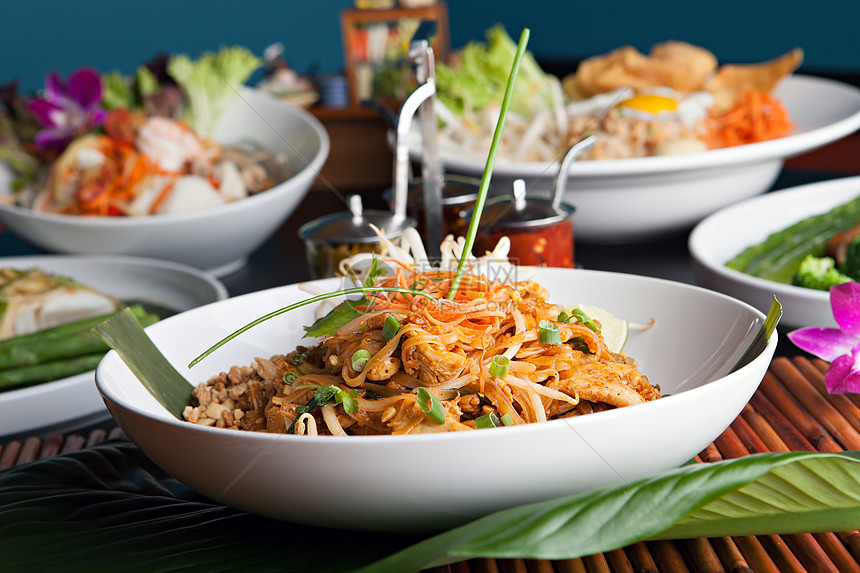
[183,264,660,435]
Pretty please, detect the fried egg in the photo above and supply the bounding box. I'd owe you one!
[616,88,714,126]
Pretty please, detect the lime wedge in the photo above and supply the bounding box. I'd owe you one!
[574,304,629,353]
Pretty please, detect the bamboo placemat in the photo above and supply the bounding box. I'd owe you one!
[2,355,860,573]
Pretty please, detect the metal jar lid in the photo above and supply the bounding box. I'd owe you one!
[298,195,416,245]
[464,179,575,230]
[383,174,480,210]
[462,135,596,230]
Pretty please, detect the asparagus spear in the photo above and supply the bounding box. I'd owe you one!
[0,353,106,391]
[0,305,150,351]
[0,307,159,370]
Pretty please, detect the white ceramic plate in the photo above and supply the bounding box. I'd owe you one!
[413,75,860,242]
[690,175,860,330]
[0,89,329,277]
[0,255,227,438]
[96,267,776,531]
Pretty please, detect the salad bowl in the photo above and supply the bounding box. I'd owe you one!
[0,89,329,277]
[415,75,860,243]
[95,267,776,531]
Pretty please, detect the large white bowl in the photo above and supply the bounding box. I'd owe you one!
[0,255,227,438]
[0,89,330,277]
[416,75,860,243]
[96,267,776,531]
[690,175,860,329]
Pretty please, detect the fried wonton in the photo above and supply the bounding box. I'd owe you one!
[706,47,804,94]
[569,41,718,97]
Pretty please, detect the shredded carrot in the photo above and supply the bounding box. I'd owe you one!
[149,180,177,214]
[705,90,793,149]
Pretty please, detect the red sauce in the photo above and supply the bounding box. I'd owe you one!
[476,219,574,268]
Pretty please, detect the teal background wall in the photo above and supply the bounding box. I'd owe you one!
[3,0,858,92]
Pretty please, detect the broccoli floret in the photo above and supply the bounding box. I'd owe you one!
[791,255,853,290]
[840,236,860,280]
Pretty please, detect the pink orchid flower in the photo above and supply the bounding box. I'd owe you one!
[788,281,860,393]
[28,67,106,150]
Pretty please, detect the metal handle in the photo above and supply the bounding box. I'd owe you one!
[551,135,597,211]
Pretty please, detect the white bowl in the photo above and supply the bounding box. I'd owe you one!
[690,175,860,329]
[0,89,330,277]
[96,267,776,531]
[416,75,860,243]
[0,255,227,438]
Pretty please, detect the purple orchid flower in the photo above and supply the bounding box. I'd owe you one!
[788,281,860,393]
[27,67,106,150]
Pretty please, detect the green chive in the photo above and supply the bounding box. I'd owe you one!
[448,28,530,300]
[475,412,500,429]
[351,349,372,372]
[557,311,571,323]
[500,413,514,426]
[382,315,401,341]
[538,319,561,345]
[489,355,510,379]
[188,286,437,368]
[416,387,446,424]
[282,371,298,385]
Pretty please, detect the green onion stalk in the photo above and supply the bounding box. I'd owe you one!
[448,28,531,300]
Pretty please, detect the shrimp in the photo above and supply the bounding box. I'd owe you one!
[135,117,211,173]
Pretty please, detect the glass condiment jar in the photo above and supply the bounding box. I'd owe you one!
[468,180,577,268]
[385,174,479,241]
[298,195,416,279]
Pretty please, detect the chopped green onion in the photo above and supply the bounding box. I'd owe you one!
[416,387,446,424]
[538,320,561,345]
[500,413,514,426]
[290,352,309,365]
[571,308,589,322]
[558,311,571,323]
[351,349,372,372]
[282,371,298,385]
[489,355,510,379]
[475,412,500,429]
[570,308,601,333]
[382,315,401,341]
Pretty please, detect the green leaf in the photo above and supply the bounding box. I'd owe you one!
[304,299,366,338]
[0,441,409,571]
[3,444,860,572]
[92,307,192,420]
[306,255,390,338]
[359,451,860,572]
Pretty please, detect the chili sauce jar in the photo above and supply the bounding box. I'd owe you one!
[467,180,576,268]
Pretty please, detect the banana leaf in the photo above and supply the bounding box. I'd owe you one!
[2,440,860,572]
